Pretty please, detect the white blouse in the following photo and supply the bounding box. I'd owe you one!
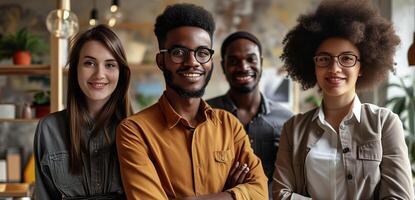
[305,96,361,200]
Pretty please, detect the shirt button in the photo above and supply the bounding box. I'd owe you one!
[94,149,98,154]
[250,139,254,143]
[340,124,345,130]
[347,174,353,180]
[343,147,350,153]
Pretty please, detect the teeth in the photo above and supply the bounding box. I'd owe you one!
[90,83,106,87]
[328,77,343,81]
[236,77,250,81]
[236,75,253,81]
[183,73,201,77]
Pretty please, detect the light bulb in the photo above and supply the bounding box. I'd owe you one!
[89,19,97,26]
[89,8,98,26]
[46,9,79,39]
[110,5,118,13]
[106,12,122,27]
[108,17,117,27]
[111,0,119,13]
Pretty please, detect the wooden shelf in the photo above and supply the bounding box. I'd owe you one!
[0,64,50,75]
[0,183,30,197]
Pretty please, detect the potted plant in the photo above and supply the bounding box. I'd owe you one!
[386,77,415,174]
[0,28,46,65]
[32,90,50,118]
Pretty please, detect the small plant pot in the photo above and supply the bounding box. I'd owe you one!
[34,104,50,118]
[13,51,31,65]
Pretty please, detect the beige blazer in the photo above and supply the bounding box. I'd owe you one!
[272,103,414,200]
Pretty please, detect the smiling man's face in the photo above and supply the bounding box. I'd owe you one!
[157,26,213,98]
[223,38,262,94]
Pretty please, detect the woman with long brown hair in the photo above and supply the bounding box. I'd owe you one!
[34,24,131,199]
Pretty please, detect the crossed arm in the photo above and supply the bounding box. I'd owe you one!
[175,162,250,200]
[116,119,267,200]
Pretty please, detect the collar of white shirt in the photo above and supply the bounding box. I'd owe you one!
[312,95,362,123]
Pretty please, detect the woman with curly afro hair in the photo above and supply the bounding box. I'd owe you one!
[272,0,414,199]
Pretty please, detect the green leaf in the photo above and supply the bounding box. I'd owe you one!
[0,28,47,60]
[392,97,406,117]
[305,95,321,107]
[385,96,404,106]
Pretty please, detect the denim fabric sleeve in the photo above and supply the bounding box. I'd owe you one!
[34,118,61,200]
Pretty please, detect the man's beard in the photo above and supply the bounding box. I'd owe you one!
[162,65,213,98]
[230,70,261,94]
[232,82,259,93]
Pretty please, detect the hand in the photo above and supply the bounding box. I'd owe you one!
[224,161,249,189]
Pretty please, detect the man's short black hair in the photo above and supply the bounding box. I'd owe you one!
[221,31,262,59]
[154,3,215,49]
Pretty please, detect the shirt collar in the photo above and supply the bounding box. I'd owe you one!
[158,92,220,129]
[311,95,361,123]
[201,99,222,126]
[223,92,238,114]
[224,91,268,115]
[158,93,182,129]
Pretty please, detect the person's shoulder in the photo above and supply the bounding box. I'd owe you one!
[361,103,399,121]
[35,110,68,143]
[119,103,161,126]
[361,103,391,113]
[284,107,318,126]
[206,95,227,109]
[37,110,67,128]
[210,107,238,123]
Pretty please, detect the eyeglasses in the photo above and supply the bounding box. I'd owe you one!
[160,46,214,64]
[313,53,360,68]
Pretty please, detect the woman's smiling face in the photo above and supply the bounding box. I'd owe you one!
[314,37,361,99]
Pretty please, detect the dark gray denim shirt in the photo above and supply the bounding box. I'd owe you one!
[34,110,124,200]
[208,92,293,181]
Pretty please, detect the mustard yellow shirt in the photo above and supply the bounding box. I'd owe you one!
[116,93,268,200]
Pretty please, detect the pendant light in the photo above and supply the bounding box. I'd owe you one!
[110,0,119,13]
[45,0,79,39]
[89,0,98,26]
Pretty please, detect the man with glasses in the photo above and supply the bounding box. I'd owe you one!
[116,3,268,200]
